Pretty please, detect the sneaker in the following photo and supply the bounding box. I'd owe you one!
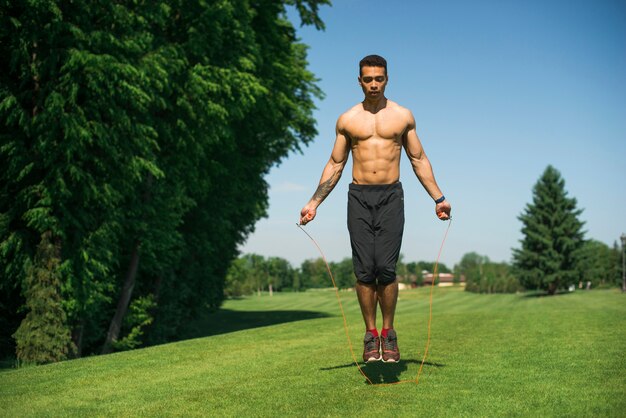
[362,331,381,363]
[381,329,400,363]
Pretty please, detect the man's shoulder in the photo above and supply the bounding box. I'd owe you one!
[386,100,412,115]
[336,104,362,128]
[341,103,363,118]
[386,100,415,127]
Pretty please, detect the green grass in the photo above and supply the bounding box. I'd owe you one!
[1,287,625,417]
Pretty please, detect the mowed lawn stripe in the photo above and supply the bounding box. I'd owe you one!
[1,288,624,417]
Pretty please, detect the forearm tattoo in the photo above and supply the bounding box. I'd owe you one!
[312,171,339,202]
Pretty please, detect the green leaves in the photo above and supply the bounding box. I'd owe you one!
[1,0,328,359]
[456,252,521,294]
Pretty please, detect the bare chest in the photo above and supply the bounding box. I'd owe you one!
[345,111,406,143]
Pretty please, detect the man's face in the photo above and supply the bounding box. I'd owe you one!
[358,66,387,99]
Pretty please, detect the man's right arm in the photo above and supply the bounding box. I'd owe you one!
[300,120,351,225]
[403,111,451,220]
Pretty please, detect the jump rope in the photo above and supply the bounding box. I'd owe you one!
[296,218,452,386]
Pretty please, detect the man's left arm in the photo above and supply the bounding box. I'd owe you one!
[402,112,451,220]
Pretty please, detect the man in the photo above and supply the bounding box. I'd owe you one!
[299,55,451,363]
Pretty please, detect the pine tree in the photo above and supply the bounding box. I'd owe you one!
[13,232,75,364]
[513,166,585,295]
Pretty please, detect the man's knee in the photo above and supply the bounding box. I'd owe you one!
[377,266,397,285]
[352,258,376,284]
[355,270,376,285]
[354,261,397,285]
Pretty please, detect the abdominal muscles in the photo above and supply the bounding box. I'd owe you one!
[351,137,402,184]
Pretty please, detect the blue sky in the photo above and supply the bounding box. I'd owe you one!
[240,0,626,268]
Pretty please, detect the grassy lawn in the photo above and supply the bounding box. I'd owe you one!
[1,287,625,417]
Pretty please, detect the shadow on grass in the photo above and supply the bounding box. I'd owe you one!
[522,290,576,298]
[320,359,445,385]
[0,309,331,371]
[180,309,331,339]
[0,358,16,372]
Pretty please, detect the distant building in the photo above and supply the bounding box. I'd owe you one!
[422,272,464,287]
[397,270,465,289]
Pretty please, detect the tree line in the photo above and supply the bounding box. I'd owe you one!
[225,253,453,296]
[0,0,330,364]
[228,166,623,297]
[229,235,622,297]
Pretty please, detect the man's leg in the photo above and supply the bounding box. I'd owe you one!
[377,279,400,362]
[356,280,382,362]
[356,281,377,330]
[377,279,398,330]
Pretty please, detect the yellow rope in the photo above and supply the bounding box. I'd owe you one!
[297,220,452,386]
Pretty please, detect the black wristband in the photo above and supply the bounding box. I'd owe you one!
[434,195,445,204]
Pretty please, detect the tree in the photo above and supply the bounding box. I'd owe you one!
[456,252,520,293]
[613,240,625,289]
[1,0,329,359]
[13,232,75,364]
[576,240,621,289]
[455,252,489,291]
[299,258,329,289]
[512,166,585,295]
[223,254,296,296]
[330,258,355,289]
[224,257,255,297]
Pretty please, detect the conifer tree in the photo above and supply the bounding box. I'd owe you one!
[513,166,585,294]
[13,232,75,364]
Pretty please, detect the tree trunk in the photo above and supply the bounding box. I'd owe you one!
[548,281,558,295]
[101,241,140,354]
[31,41,39,117]
[72,321,84,357]
[153,275,163,303]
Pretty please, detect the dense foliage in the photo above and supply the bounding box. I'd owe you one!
[575,239,622,289]
[456,252,521,294]
[512,166,586,294]
[0,0,329,362]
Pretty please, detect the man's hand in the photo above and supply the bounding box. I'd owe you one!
[436,200,451,221]
[300,204,317,225]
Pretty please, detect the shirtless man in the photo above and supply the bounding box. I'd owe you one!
[299,55,451,363]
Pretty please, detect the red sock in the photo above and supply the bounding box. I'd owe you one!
[367,328,378,337]
[382,328,392,338]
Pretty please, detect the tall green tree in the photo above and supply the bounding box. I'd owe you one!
[1,0,329,360]
[512,166,585,295]
[13,232,75,364]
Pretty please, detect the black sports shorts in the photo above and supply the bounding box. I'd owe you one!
[347,182,405,285]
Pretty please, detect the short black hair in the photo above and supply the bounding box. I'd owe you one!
[359,55,387,75]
